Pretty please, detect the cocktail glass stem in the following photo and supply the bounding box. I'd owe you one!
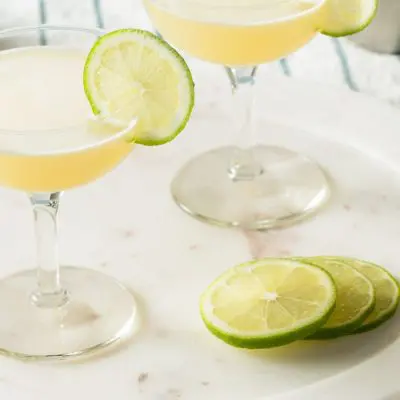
[29,192,69,308]
[170,59,329,229]
[225,66,263,181]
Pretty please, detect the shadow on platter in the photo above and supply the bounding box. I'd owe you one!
[246,309,400,370]
[381,392,400,400]
[62,287,145,366]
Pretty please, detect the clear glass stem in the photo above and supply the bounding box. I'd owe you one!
[225,66,264,181]
[29,192,69,308]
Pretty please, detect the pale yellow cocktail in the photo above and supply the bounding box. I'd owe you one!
[144,0,325,66]
[0,47,133,192]
[0,24,195,361]
[144,0,330,230]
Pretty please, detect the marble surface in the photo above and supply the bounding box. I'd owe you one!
[0,61,399,399]
[0,1,400,399]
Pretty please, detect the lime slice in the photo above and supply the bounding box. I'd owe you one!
[328,257,399,333]
[200,258,336,349]
[298,257,375,339]
[84,29,195,146]
[320,0,378,37]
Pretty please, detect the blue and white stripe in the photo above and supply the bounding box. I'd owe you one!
[2,0,397,104]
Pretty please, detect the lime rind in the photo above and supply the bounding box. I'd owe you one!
[356,261,400,330]
[83,29,195,146]
[320,0,378,37]
[356,297,399,334]
[200,258,336,349]
[200,307,334,349]
[323,256,400,334]
[295,257,376,339]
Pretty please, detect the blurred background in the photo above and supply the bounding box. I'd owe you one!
[3,0,400,106]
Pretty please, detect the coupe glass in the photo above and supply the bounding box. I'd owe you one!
[0,25,137,360]
[144,0,330,229]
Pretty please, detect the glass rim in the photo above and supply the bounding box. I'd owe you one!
[0,24,109,138]
[0,24,105,40]
[152,0,326,24]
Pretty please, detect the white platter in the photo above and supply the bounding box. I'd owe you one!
[0,62,398,400]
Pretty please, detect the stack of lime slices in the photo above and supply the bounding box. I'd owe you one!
[200,256,399,349]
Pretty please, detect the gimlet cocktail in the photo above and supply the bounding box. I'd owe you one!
[144,0,377,229]
[0,26,194,360]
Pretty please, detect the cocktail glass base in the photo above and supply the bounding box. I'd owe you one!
[0,266,136,360]
[171,145,330,230]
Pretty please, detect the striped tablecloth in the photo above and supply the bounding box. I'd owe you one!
[2,0,400,106]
